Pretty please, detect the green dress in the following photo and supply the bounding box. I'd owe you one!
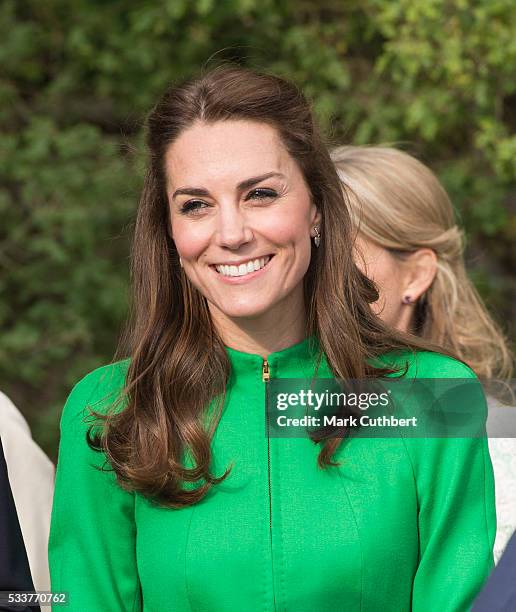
[49,337,495,611]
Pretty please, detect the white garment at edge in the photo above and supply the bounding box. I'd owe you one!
[486,395,516,564]
[0,390,55,590]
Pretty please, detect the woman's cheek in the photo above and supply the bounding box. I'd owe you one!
[255,208,307,245]
[172,220,212,260]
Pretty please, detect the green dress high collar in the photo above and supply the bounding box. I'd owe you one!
[224,334,325,380]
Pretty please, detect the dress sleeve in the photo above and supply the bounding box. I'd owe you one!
[48,366,142,611]
[402,356,496,611]
[409,436,495,611]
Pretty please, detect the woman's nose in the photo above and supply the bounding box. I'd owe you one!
[215,207,254,249]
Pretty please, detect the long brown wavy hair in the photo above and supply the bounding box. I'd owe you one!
[88,65,440,508]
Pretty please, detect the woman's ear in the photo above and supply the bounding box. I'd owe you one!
[402,249,438,301]
[311,205,322,228]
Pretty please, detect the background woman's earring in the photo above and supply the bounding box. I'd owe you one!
[179,256,183,268]
[402,295,412,304]
[313,226,321,248]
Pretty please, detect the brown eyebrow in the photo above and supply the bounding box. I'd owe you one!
[172,172,284,200]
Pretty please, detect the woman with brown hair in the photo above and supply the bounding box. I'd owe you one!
[332,144,514,563]
[49,67,495,611]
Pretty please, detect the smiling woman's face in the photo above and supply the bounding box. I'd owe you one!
[166,119,321,325]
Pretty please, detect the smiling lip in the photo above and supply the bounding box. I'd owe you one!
[210,254,275,283]
[211,254,274,267]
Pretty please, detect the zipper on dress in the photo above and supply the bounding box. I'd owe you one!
[263,358,277,610]
[262,358,270,383]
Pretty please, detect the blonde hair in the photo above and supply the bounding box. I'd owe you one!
[331,145,513,381]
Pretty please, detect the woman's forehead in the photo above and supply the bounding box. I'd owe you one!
[164,120,294,189]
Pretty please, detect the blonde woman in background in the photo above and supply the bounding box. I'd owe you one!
[332,145,515,563]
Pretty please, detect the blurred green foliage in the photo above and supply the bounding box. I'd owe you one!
[1,0,514,459]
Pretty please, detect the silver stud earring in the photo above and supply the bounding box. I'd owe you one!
[313,226,321,248]
[402,295,412,304]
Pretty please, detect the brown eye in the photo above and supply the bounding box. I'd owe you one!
[246,188,278,201]
[180,200,209,214]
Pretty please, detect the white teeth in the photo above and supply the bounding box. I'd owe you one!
[215,255,271,277]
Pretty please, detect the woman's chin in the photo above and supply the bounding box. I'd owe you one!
[209,298,277,322]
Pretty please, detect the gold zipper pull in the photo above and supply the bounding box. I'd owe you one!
[262,358,270,382]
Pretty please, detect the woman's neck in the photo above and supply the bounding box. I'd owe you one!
[209,296,307,359]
